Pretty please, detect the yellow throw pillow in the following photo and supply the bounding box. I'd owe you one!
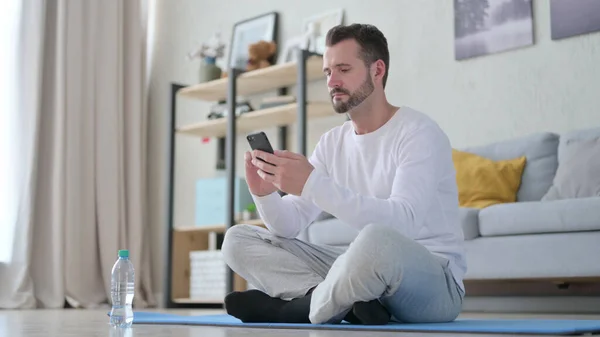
[452,149,526,209]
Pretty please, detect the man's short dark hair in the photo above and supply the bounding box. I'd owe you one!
[325,24,390,88]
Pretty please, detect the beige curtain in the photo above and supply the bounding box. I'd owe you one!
[0,0,155,309]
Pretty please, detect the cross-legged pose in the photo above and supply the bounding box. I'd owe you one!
[221,23,466,325]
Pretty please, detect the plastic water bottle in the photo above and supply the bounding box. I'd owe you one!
[109,249,135,328]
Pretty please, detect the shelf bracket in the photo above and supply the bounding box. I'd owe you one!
[225,67,243,297]
[296,49,322,156]
[165,82,187,309]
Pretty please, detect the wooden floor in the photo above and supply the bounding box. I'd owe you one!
[2,308,599,337]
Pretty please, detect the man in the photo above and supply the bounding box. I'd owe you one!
[221,23,466,325]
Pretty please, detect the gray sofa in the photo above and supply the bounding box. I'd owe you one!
[297,127,600,284]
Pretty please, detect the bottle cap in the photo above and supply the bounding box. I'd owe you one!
[118,249,129,258]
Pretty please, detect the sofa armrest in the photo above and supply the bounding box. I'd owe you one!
[460,207,480,240]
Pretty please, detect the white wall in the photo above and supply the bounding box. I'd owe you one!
[147,0,600,303]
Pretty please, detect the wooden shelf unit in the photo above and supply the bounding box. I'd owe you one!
[170,220,266,304]
[175,218,266,234]
[166,50,327,308]
[177,102,334,138]
[177,55,324,101]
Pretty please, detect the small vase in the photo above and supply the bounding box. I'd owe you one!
[242,210,257,221]
[199,57,222,83]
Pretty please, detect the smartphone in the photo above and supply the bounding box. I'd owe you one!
[247,132,275,166]
[247,131,274,154]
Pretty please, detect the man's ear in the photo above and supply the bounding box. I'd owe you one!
[372,60,386,83]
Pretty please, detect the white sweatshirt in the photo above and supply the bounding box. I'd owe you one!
[252,106,467,292]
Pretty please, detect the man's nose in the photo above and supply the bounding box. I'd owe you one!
[327,74,341,88]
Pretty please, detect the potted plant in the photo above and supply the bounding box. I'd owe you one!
[242,203,257,221]
[187,32,226,83]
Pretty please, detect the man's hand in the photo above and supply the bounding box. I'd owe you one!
[251,149,314,196]
[244,151,279,197]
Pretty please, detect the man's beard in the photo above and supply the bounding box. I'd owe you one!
[330,75,374,114]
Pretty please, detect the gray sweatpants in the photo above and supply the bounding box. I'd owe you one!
[221,223,464,324]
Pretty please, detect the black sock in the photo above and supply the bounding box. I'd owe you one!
[350,299,390,325]
[224,289,389,325]
[224,290,287,323]
[278,292,312,323]
[344,309,362,324]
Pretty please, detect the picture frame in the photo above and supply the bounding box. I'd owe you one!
[550,0,600,40]
[277,35,304,64]
[228,11,279,70]
[300,9,344,55]
[454,0,534,60]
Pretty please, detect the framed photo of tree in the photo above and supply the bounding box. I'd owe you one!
[454,0,534,60]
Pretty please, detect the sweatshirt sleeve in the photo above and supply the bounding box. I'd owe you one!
[250,142,328,238]
[300,125,447,237]
[251,192,323,238]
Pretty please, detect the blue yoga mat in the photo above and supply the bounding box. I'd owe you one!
[130,312,600,335]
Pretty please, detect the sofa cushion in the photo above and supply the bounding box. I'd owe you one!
[453,149,526,209]
[305,208,480,245]
[542,136,600,201]
[461,132,559,202]
[464,231,600,280]
[558,126,600,162]
[460,207,480,240]
[478,197,600,237]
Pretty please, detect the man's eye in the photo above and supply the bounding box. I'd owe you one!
[340,68,349,73]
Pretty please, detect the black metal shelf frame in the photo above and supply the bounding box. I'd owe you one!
[164,49,320,309]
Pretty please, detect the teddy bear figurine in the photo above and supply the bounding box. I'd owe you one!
[246,40,277,71]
